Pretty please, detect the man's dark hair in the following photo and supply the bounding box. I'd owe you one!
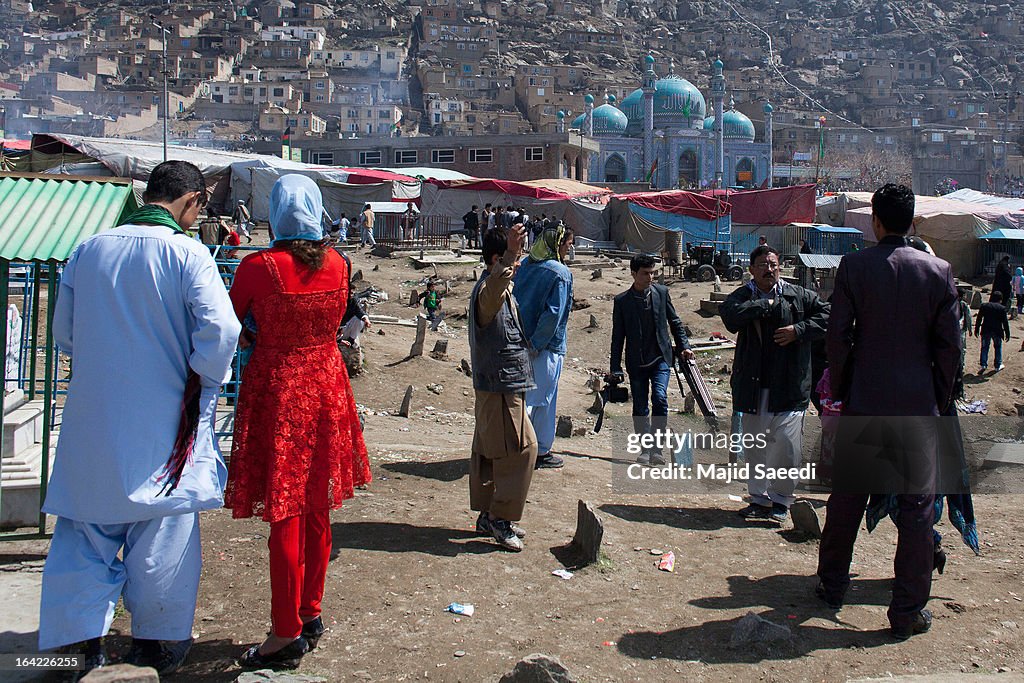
[143,161,206,205]
[482,227,509,266]
[749,244,780,264]
[471,205,477,210]
[630,254,657,272]
[871,183,915,234]
[991,291,1003,303]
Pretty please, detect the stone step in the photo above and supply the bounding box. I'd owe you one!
[2,400,45,460]
[700,299,722,315]
[1,444,45,482]
[1,441,54,528]
[708,291,729,302]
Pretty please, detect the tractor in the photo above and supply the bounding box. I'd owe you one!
[683,243,744,282]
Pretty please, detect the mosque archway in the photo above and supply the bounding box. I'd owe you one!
[678,149,698,188]
[604,154,626,182]
[736,157,754,188]
[562,155,571,179]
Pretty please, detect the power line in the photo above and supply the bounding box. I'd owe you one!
[715,0,876,134]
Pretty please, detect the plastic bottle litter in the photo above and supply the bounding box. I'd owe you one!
[445,602,475,617]
[551,569,574,580]
[658,551,676,572]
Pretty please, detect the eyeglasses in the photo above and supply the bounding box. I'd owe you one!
[753,262,780,271]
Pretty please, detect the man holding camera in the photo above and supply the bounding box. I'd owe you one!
[610,254,694,465]
[719,244,829,524]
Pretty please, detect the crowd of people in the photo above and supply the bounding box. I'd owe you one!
[35,165,979,678]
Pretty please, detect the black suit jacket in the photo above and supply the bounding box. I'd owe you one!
[826,235,961,416]
[610,284,690,375]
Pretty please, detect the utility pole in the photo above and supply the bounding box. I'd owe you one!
[152,18,169,161]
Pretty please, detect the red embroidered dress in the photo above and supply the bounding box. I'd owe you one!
[225,249,370,522]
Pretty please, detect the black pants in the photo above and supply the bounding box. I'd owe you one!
[816,492,935,628]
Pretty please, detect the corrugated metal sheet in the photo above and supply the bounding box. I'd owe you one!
[798,253,844,269]
[0,174,136,262]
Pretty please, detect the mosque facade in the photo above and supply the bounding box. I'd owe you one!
[563,56,774,189]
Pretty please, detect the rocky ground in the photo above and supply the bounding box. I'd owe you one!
[4,238,1024,682]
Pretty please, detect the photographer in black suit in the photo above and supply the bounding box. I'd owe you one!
[609,254,693,465]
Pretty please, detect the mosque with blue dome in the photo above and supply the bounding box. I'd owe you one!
[559,55,774,189]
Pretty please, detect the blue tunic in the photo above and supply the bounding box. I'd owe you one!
[43,224,241,524]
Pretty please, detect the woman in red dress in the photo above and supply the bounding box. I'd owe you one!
[225,174,371,669]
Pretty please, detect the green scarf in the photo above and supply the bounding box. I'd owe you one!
[119,204,190,234]
[528,224,566,263]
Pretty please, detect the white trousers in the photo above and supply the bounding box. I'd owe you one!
[742,389,805,508]
[39,512,201,649]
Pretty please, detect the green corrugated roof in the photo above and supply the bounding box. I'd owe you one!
[0,173,138,263]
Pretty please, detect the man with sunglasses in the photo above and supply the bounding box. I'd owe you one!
[38,161,240,677]
[720,245,829,523]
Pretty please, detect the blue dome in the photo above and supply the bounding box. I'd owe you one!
[620,75,707,134]
[703,108,756,141]
[572,102,628,136]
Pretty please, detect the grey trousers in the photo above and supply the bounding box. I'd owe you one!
[742,389,805,508]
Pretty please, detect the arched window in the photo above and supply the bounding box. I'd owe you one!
[604,154,626,182]
[678,149,698,188]
[736,157,754,188]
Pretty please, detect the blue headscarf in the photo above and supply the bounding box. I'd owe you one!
[270,174,324,245]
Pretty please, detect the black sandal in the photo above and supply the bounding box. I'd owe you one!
[239,636,309,670]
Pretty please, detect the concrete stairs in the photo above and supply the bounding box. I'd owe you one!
[1,392,51,529]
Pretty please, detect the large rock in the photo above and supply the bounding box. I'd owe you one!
[790,500,822,538]
[430,339,449,361]
[570,500,604,566]
[555,415,574,437]
[499,653,578,683]
[80,665,158,682]
[236,671,329,682]
[409,316,427,357]
[399,385,414,418]
[730,611,795,649]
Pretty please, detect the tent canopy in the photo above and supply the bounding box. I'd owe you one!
[978,228,1024,240]
[702,184,816,225]
[809,225,861,234]
[428,177,611,200]
[612,190,729,221]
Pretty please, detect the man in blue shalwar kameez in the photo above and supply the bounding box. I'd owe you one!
[39,161,241,677]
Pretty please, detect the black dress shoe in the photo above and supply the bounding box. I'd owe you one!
[125,638,192,676]
[891,609,932,641]
[63,637,106,682]
[934,547,947,575]
[239,636,309,670]
[814,581,843,610]
[302,617,326,649]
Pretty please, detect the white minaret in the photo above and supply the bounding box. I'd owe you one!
[642,53,656,185]
[763,101,774,188]
[711,58,725,188]
[583,93,594,137]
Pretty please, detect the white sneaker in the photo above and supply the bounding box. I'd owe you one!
[997,364,1006,371]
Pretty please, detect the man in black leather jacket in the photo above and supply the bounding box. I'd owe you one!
[719,245,829,523]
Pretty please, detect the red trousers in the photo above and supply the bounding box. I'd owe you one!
[268,511,331,638]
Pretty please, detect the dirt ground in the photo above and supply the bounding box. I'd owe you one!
[10,240,1024,682]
